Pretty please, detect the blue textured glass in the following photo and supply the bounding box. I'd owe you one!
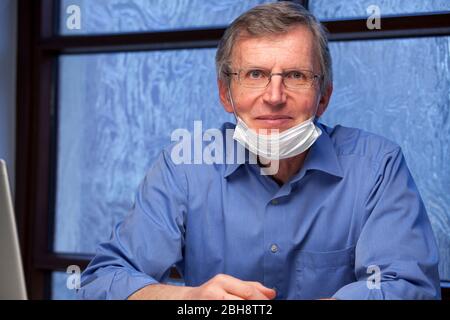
[54,49,233,255]
[0,0,16,190]
[59,0,275,35]
[51,272,78,300]
[310,0,450,20]
[322,36,450,281]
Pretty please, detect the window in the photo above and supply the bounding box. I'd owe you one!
[16,0,450,299]
[59,0,273,34]
[55,49,232,255]
[309,0,450,20]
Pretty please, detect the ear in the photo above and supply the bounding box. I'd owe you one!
[316,83,333,117]
[218,79,234,114]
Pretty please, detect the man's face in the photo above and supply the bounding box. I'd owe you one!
[219,25,332,133]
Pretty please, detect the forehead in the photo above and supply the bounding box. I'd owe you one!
[231,25,318,70]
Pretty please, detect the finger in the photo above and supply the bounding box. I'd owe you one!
[222,293,245,300]
[221,278,271,300]
[246,282,276,299]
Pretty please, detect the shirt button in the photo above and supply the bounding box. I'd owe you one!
[270,244,278,253]
[271,199,278,205]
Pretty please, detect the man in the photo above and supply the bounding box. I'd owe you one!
[79,2,440,300]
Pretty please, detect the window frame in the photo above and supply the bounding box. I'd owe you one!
[16,0,450,299]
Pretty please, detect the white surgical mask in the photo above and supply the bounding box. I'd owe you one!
[228,88,322,160]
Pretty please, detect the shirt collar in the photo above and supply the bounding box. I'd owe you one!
[223,121,343,179]
[297,122,343,179]
[223,140,249,178]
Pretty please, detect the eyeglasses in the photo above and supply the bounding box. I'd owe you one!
[224,68,322,89]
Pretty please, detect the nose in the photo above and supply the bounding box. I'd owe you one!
[262,74,287,106]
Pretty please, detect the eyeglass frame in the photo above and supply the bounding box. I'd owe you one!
[223,68,323,89]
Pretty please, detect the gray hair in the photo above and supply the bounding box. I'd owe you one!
[215,1,332,93]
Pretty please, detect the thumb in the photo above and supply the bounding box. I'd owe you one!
[248,282,276,299]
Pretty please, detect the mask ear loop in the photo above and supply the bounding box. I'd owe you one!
[227,87,239,123]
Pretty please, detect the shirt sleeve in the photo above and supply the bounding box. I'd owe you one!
[77,148,188,300]
[332,147,441,300]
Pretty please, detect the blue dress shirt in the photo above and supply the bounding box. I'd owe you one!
[78,122,441,300]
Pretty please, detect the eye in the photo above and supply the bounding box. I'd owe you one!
[286,70,307,80]
[246,70,266,79]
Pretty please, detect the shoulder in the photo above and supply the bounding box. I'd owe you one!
[317,122,405,179]
[319,122,401,162]
[162,121,236,161]
[159,121,236,174]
